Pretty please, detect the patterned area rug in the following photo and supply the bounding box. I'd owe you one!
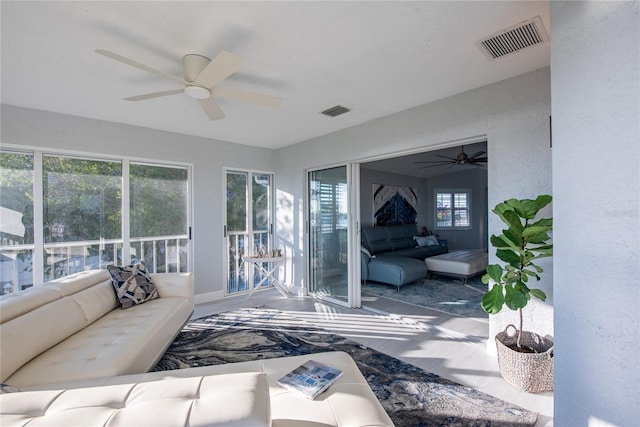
[154,307,537,427]
[363,275,489,320]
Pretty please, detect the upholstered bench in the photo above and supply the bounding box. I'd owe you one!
[1,372,271,427]
[424,250,488,283]
[365,255,428,291]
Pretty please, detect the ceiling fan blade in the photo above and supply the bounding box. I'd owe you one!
[418,162,454,169]
[435,154,458,161]
[469,162,487,169]
[213,86,282,108]
[198,97,225,120]
[95,49,187,86]
[124,89,184,101]
[414,160,453,164]
[468,151,486,160]
[194,50,242,89]
[471,157,488,163]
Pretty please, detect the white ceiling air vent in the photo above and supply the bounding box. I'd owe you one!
[476,16,549,60]
[321,105,351,117]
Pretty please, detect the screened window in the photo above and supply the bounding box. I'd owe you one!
[0,152,34,294]
[0,150,191,293]
[435,190,471,229]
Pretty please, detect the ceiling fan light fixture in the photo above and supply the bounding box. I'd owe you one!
[184,85,211,99]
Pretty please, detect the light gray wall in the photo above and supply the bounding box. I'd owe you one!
[359,168,428,228]
[0,105,276,301]
[426,168,488,250]
[551,2,639,426]
[276,67,552,340]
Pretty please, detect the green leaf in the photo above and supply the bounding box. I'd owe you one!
[502,209,524,233]
[522,225,551,240]
[504,199,527,218]
[490,234,512,249]
[525,232,551,244]
[535,195,552,210]
[504,285,528,310]
[481,284,505,314]
[531,218,553,228]
[521,199,542,219]
[503,228,522,247]
[481,272,491,284]
[486,264,503,283]
[496,248,520,265]
[529,288,547,301]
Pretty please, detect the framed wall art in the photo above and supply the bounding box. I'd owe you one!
[372,184,417,226]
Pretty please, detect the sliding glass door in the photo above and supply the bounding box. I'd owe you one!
[308,165,360,307]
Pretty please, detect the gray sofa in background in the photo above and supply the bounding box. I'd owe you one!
[361,224,448,290]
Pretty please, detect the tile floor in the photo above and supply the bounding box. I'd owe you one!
[193,287,554,427]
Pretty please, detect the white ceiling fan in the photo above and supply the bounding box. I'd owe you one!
[95,49,282,120]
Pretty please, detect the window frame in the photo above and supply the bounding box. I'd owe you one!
[0,147,193,291]
[434,188,472,230]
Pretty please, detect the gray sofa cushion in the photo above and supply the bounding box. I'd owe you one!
[367,256,428,287]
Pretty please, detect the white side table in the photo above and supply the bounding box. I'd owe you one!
[242,256,287,297]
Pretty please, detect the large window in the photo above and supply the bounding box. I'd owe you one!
[0,150,191,294]
[435,190,471,229]
[43,155,122,281]
[0,152,34,294]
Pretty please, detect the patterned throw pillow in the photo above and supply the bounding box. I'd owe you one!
[0,384,20,394]
[413,235,440,247]
[107,261,158,309]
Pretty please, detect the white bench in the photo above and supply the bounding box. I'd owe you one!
[425,250,488,283]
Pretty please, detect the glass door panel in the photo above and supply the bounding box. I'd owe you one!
[308,166,349,303]
[225,170,273,295]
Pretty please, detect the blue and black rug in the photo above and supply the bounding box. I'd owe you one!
[363,276,489,320]
[154,307,536,427]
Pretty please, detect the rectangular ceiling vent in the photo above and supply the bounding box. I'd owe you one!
[476,16,549,60]
[321,105,351,117]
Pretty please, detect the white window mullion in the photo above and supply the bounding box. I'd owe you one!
[32,151,44,285]
[122,160,131,265]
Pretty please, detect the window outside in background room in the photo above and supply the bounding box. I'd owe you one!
[435,190,471,230]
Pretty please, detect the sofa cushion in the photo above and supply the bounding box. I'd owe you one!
[361,226,392,255]
[107,262,158,309]
[386,226,413,251]
[367,256,427,286]
[0,372,271,427]
[1,297,88,383]
[4,296,192,389]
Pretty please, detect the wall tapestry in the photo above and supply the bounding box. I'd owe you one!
[373,184,417,226]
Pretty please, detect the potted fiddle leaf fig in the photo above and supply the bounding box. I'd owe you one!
[481,195,554,393]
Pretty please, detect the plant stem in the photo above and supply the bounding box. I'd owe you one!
[517,308,523,348]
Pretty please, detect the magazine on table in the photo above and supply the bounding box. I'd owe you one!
[276,359,344,400]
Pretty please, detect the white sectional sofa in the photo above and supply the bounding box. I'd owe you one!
[0,269,394,427]
[0,269,194,389]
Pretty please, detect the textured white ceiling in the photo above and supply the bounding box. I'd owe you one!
[1,1,550,149]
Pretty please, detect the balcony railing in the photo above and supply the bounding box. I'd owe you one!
[0,235,188,295]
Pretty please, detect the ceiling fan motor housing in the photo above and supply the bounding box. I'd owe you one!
[183,54,210,82]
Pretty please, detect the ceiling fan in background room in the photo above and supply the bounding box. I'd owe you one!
[414,145,487,169]
[95,49,282,120]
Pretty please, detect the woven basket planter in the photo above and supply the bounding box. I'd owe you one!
[495,324,554,393]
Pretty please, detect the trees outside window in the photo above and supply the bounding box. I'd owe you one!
[0,150,191,293]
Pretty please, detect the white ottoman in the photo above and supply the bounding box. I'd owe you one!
[425,250,488,283]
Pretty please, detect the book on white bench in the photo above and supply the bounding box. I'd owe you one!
[277,359,343,400]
